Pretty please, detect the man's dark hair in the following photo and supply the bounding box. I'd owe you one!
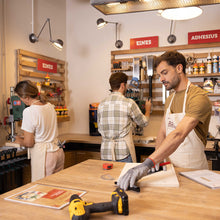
[109,72,128,91]
[155,50,186,74]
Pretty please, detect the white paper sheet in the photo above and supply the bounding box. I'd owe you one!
[180,169,220,189]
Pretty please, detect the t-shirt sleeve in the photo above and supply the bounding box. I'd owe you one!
[21,108,35,133]
[185,93,212,124]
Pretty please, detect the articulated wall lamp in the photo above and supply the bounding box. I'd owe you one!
[97,18,123,49]
[29,18,64,50]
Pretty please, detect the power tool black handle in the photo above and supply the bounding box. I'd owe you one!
[88,202,113,213]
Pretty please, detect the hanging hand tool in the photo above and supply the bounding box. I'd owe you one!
[130,57,140,89]
[69,187,129,220]
[146,55,155,100]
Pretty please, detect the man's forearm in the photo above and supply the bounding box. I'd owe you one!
[145,108,151,118]
[149,130,185,164]
[155,132,166,151]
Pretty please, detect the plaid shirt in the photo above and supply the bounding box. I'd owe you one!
[97,92,149,160]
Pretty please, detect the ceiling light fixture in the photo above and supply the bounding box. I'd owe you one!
[91,0,218,15]
[160,6,203,20]
[96,18,123,49]
[29,18,64,50]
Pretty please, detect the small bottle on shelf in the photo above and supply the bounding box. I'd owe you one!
[213,55,218,73]
[199,61,205,74]
[206,54,212,74]
[45,73,50,86]
[218,56,220,73]
[193,62,199,75]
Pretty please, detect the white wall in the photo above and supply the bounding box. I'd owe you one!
[0,0,66,145]
[62,1,220,137]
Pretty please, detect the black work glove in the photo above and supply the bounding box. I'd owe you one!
[117,158,154,190]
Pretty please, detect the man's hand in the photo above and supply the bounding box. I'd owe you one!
[145,98,152,111]
[117,158,154,190]
[145,98,152,117]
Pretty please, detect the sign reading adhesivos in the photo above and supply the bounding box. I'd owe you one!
[130,36,158,49]
[188,29,220,44]
[38,59,57,73]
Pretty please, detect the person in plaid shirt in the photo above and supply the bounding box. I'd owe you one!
[98,72,152,163]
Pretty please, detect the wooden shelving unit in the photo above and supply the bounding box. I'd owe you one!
[111,42,220,115]
[17,49,69,123]
[187,73,220,78]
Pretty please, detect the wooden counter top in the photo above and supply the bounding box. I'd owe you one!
[1,159,220,219]
[58,133,217,151]
[58,133,156,148]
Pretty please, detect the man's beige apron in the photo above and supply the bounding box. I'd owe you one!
[106,130,137,162]
[166,81,208,169]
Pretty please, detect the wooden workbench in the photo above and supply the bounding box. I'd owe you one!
[58,133,156,148]
[58,133,217,150]
[58,133,220,169]
[1,159,220,219]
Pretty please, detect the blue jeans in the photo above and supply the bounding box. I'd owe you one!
[117,155,133,163]
[102,155,133,163]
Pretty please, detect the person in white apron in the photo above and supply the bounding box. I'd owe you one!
[117,51,212,190]
[14,80,65,182]
[166,81,208,169]
[98,72,152,163]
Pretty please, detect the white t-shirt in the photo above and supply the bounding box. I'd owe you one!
[21,102,59,152]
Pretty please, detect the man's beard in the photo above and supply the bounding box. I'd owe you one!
[162,75,180,91]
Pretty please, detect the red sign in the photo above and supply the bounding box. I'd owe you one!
[38,59,57,73]
[188,29,220,44]
[130,36,158,49]
[42,189,66,199]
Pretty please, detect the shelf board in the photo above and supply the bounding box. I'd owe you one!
[207,93,220,96]
[111,67,133,72]
[111,42,220,56]
[187,73,220,78]
[57,116,70,123]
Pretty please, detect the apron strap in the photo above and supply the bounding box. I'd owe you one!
[167,80,191,114]
[103,137,119,162]
[103,131,137,162]
[182,81,191,113]
[111,140,116,161]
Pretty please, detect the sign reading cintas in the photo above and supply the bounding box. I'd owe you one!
[38,59,57,73]
[130,36,158,49]
[188,29,220,44]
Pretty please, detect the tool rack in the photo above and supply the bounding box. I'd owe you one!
[111,42,220,115]
[17,49,69,123]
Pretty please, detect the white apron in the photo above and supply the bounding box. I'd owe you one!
[166,81,208,169]
[28,141,59,182]
[28,143,47,182]
[103,130,137,163]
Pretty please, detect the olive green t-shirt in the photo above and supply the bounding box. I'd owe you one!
[165,84,212,145]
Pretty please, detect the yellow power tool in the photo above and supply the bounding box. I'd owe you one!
[69,187,129,220]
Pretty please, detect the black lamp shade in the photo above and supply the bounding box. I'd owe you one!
[97,18,105,26]
[29,33,38,43]
[115,40,123,49]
